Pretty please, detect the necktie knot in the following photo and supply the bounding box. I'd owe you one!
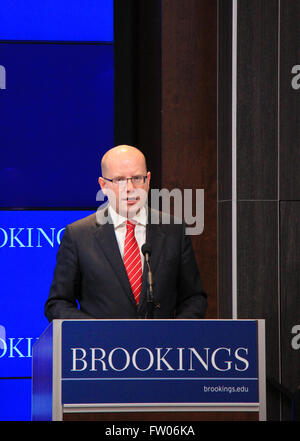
[126,220,136,231]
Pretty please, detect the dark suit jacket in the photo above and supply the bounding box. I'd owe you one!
[44,207,207,321]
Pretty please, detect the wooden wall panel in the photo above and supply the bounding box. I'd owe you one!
[237,0,278,200]
[280,202,300,419]
[63,410,259,421]
[237,201,280,420]
[217,201,232,317]
[218,0,300,421]
[237,201,279,360]
[161,0,218,318]
[280,0,300,200]
[136,0,162,189]
[218,0,232,201]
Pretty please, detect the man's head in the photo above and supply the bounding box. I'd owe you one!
[98,145,151,218]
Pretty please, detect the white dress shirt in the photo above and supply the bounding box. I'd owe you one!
[108,205,147,269]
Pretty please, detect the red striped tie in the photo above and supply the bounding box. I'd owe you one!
[123,220,142,304]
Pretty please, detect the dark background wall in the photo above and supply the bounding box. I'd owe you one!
[218,0,300,421]
[161,0,218,319]
[115,0,218,319]
[116,0,300,421]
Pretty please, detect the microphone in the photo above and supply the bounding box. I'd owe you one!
[141,243,158,318]
[141,243,152,258]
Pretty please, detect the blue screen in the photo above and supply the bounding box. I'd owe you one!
[0,0,113,41]
[0,0,114,421]
[0,380,32,421]
[0,210,94,419]
[0,42,114,207]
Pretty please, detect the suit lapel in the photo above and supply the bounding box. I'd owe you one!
[145,222,166,274]
[94,207,136,306]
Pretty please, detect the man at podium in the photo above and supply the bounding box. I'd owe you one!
[45,145,207,321]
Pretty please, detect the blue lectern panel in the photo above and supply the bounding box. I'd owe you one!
[0,0,113,41]
[0,210,93,380]
[0,42,114,207]
[61,320,259,405]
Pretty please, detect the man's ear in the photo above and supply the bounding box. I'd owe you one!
[98,177,107,194]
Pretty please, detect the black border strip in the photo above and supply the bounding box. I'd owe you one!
[0,377,31,380]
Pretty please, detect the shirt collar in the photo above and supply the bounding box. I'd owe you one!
[108,205,147,229]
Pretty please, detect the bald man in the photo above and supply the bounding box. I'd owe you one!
[99,145,151,219]
[45,145,207,320]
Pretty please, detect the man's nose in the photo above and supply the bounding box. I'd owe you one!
[126,178,134,191]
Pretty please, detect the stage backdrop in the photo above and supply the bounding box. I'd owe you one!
[0,0,114,420]
[218,0,300,420]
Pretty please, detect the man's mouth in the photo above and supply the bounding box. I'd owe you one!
[125,196,140,204]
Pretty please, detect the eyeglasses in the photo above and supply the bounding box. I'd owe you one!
[102,175,148,186]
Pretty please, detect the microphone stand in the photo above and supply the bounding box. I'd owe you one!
[142,243,160,319]
[145,252,154,319]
